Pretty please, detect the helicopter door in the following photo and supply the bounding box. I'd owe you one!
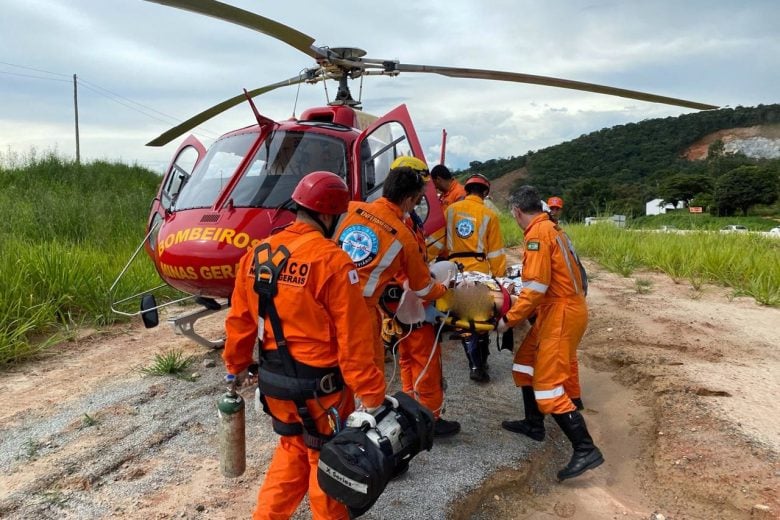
[352,104,446,238]
[152,135,206,220]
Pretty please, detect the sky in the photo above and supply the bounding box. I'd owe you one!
[1,0,778,172]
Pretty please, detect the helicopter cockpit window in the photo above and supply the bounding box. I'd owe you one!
[230,131,348,208]
[173,133,256,210]
[414,194,430,223]
[359,121,413,202]
[161,145,199,210]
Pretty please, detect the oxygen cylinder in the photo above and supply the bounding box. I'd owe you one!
[218,374,246,478]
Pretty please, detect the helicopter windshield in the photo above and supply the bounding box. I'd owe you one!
[230,131,348,208]
[173,132,256,210]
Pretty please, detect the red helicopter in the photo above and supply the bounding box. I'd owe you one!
[110,0,716,347]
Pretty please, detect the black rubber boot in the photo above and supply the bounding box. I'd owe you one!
[552,410,604,481]
[477,334,490,370]
[469,367,490,382]
[433,418,461,437]
[571,397,584,411]
[464,336,490,382]
[501,386,545,441]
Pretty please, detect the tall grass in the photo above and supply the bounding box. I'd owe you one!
[1,152,166,363]
[629,213,778,231]
[499,214,780,306]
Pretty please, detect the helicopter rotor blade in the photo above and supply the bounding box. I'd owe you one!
[146,72,314,147]
[389,63,717,110]
[144,0,325,59]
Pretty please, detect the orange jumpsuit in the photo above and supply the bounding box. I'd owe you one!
[504,213,587,415]
[336,198,447,372]
[223,221,386,520]
[386,214,445,418]
[439,179,467,210]
[444,195,507,276]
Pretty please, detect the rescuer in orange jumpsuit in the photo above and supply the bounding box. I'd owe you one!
[496,185,603,481]
[223,171,386,520]
[431,164,467,210]
[547,196,564,222]
[336,157,448,377]
[543,195,584,409]
[374,157,461,438]
[444,173,506,382]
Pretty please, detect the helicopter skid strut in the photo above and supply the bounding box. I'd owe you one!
[168,306,226,349]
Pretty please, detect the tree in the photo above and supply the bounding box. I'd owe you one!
[713,165,779,216]
[659,173,713,206]
[708,139,725,158]
[564,178,614,221]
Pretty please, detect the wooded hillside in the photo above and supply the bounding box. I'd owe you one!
[462,104,780,219]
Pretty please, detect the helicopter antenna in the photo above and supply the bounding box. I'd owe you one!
[292,68,307,118]
[243,89,274,126]
[322,76,331,105]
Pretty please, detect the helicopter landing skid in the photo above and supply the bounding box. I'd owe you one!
[168,306,226,349]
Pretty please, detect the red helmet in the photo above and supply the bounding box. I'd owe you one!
[464,173,491,194]
[547,196,564,209]
[291,171,350,215]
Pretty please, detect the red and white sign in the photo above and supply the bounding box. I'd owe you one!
[689,207,703,213]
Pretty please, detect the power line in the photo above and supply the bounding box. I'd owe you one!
[2,60,220,141]
[0,60,71,78]
[77,82,219,140]
[77,82,185,128]
[79,78,188,126]
[0,69,70,83]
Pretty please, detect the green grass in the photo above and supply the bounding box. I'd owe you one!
[140,349,195,378]
[0,152,169,364]
[635,278,653,294]
[629,213,779,231]
[499,212,780,306]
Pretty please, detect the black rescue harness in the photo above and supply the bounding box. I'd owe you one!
[447,251,486,262]
[253,232,343,450]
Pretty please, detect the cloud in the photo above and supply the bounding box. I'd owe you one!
[1,0,778,171]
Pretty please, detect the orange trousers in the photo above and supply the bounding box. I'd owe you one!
[254,435,349,520]
[511,300,587,415]
[256,391,353,519]
[397,323,444,418]
[370,306,385,375]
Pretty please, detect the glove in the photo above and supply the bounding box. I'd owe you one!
[424,303,447,324]
[348,395,397,429]
[495,317,511,334]
[364,395,399,415]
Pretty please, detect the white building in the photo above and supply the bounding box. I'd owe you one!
[646,198,684,216]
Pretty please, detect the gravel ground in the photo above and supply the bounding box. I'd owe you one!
[0,316,535,520]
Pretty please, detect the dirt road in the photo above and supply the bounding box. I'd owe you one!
[1,261,778,519]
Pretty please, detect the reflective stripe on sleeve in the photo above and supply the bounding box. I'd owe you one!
[534,386,565,400]
[363,239,403,298]
[476,216,489,253]
[555,235,580,295]
[522,280,549,293]
[512,363,534,376]
[414,281,435,298]
[445,207,455,252]
[486,248,505,259]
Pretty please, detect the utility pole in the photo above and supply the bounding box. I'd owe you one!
[73,73,80,164]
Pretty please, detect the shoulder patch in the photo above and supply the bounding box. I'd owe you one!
[527,241,540,251]
[339,224,380,268]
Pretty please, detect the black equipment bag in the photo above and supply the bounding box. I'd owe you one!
[317,391,434,515]
[317,428,393,512]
